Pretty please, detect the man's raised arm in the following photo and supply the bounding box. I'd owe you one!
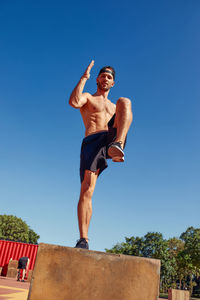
[69,60,94,108]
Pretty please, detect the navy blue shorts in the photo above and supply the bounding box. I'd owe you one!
[18,257,28,269]
[80,115,117,182]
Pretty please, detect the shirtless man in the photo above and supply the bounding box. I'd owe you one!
[69,60,133,249]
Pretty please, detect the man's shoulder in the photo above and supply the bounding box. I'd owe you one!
[80,93,94,109]
[82,93,101,105]
[82,92,92,99]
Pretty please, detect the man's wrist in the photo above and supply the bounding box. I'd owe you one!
[81,75,88,81]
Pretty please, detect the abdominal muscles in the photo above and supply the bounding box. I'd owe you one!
[84,111,112,137]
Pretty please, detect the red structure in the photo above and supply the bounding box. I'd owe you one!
[0,240,38,276]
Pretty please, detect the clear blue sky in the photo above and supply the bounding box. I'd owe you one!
[0,0,199,251]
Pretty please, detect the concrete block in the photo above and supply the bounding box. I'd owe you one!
[7,268,18,278]
[168,288,190,300]
[28,243,160,300]
[7,260,18,278]
[27,269,33,282]
[8,260,18,269]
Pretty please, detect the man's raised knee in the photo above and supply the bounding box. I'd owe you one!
[117,97,132,107]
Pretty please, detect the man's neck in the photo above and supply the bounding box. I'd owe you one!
[95,87,110,99]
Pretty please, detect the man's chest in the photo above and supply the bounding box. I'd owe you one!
[88,98,114,114]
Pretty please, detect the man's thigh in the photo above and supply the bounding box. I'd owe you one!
[81,169,100,194]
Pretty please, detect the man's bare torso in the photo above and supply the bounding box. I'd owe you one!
[80,93,116,137]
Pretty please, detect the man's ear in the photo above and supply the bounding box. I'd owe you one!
[111,81,115,87]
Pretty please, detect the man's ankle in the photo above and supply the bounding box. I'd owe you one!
[114,140,124,149]
[81,237,89,242]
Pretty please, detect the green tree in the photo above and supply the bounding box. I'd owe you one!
[141,232,177,293]
[167,237,184,259]
[0,215,40,244]
[178,227,200,294]
[28,228,40,244]
[106,232,176,293]
[105,236,144,256]
[106,228,200,295]
[180,227,200,268]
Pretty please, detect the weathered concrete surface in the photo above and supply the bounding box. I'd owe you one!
[168,288,190,300]
[28,243,160,300]
[27,269,33,282]
[7,260,18,278]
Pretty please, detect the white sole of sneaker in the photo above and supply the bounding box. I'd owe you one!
[108,145,124,158]
[112,156,125,162]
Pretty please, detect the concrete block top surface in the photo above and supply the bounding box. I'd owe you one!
[28,243,160,300]
[37,242,160,266]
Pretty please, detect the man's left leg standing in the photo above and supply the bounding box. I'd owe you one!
[75,169,99,249]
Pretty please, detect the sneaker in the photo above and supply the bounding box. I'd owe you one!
[108,142,124,162]
[112,156,124,162]
[75,238,89,249]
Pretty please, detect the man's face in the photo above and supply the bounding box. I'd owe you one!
[96,69,115,91]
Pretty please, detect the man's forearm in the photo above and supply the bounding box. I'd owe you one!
[69,76,87,107]
[69,60,94,108]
